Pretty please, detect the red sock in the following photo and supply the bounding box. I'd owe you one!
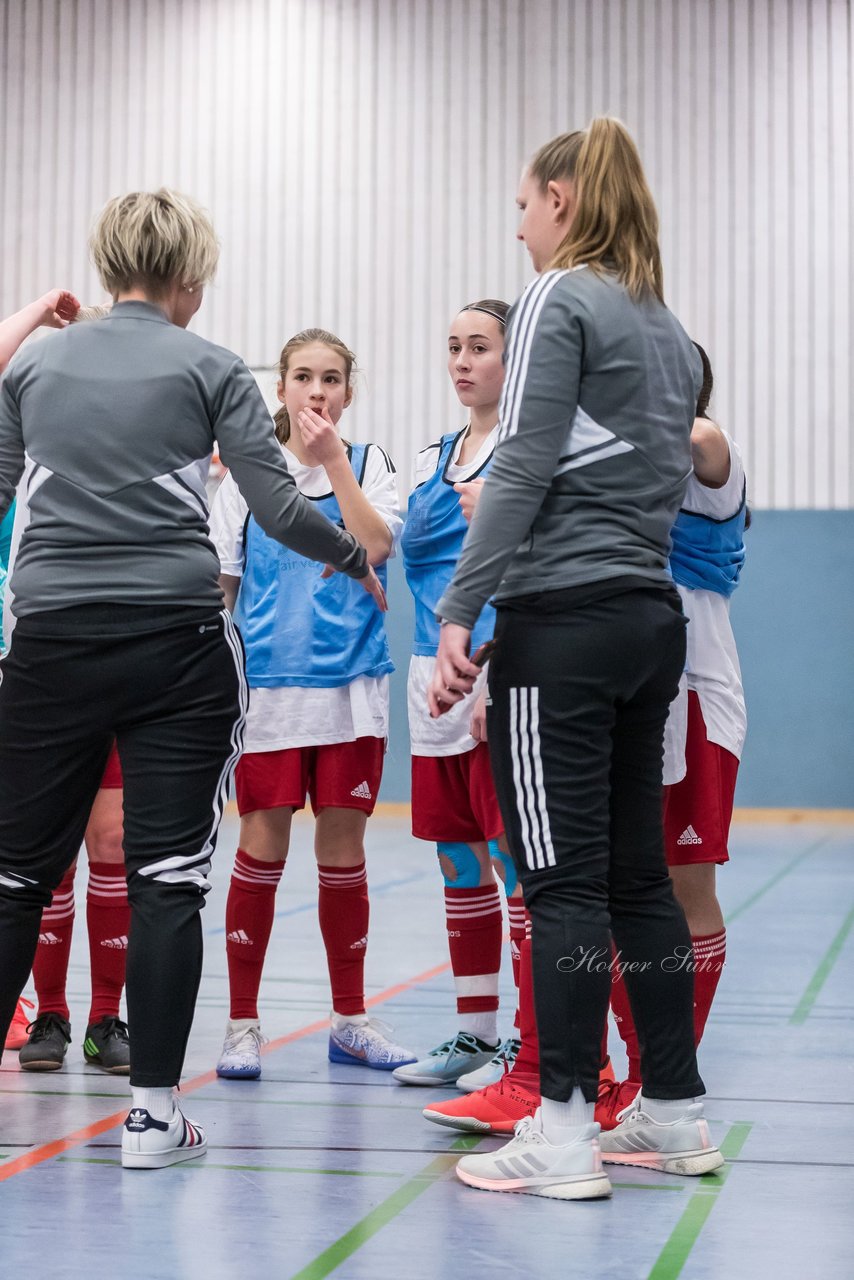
[508,923,540,1091]
[609,958,642,1083]
[444,884,503,1043]
[609,931,726,1077]
[691,929,726,1043]
[225,848,286,1020]
[506,898,528,1032]
[317,862,369,1018]
[33,864,77,1020]
[86,861,130,1023]
[509,923,611,1095]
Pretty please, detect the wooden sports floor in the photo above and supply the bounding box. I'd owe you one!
[2,813,852,1279]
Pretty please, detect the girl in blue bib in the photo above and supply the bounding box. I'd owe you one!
[396,300,534,1093]
[210,328,415,1078]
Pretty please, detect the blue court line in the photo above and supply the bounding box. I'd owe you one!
[206,870,430,936]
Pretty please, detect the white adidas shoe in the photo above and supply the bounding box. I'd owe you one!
[456,1037,521,1093]
[599,1095,724,1175]
[121,1106,207,1169]
[216,1019,266,1080]
[455,1110,612,1200]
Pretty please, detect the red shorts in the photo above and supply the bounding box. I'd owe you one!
[100,742,123,790]
[411,743,503,843]
[663,692,739,866]
[235,737,384,816]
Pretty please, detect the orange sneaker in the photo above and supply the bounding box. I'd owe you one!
[423,1072,540,1134]
[595,1079,641,1131]
[5,998,35,1051]
[424,1057,622,1135]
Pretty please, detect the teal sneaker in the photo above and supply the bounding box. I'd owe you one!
[392,1031,501,1086]
[456,1036,521,1093]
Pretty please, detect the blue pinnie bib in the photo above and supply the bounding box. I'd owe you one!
[234,444,393,688]
[669,483,747,598]
[401,430,496,657]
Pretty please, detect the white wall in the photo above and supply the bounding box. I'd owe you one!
[1,0,850,507]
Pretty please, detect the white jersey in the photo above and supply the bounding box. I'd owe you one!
[210,440,402,752]
[663,432,747,783]
[407,426,498,757]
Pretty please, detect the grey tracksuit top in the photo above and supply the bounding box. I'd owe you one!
[437,267,702,629]
[0,302,366,617]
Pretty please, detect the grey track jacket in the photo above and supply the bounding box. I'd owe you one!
[0,302,366,617]
[437,267,702,629]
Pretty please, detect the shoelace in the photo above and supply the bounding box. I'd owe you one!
[616,1095,642,1125]
[226,1025,267,1053]
[27,1013,70,1043]
[94,1017,129,1044]
[435,1031,482,1058]
[512,1114,542,1142]
[360,1016,396,1041]
[427,1037,458,1057]
[491,1037,521,1067]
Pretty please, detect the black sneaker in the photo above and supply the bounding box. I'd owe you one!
[83,1017,131,1075]
[19,1012,71,1071]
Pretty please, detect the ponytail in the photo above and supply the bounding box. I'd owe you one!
[530,117,663,302]
[692,342,714,419]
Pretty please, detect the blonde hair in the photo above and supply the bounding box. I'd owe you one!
[71,303,112,323]
[89,188,219,297]
[273,328,357,445]
[529,117,663,301]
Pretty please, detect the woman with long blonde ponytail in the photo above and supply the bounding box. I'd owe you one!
[429,118,725,1200]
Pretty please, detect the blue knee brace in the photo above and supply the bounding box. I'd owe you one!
[488,839,518,897]
[437,842,482,888]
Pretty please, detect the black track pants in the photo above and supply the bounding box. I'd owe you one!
[0,605,246,1087]
[487,586,705,1104]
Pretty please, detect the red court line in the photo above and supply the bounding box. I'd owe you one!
[0,958,451,1183]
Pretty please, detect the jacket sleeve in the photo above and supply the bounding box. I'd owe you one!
[0,368,25,522]
[213,360,367,579]
[437,273,583,628]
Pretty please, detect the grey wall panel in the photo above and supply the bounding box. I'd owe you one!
[0,0,850,507]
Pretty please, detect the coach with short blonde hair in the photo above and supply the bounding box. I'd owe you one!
[0,188,384,1169]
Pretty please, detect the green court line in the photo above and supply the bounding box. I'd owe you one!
[58,1156,402,1177]
[724,838,827,924]
[645,1123,753,1280]
[790,902,854,1025]
[289,1135,482,1280]
[290,1124,723,1280]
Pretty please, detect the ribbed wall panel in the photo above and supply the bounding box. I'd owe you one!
[1,0,850,507]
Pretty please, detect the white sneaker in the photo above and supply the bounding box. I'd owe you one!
[456,1037,521,1093]
[455,1109,612,1200]
[328,1014,417,1071]
[599,1095,724,1175]
[216,1019,266,1080]
[392,1031,500,1086]
[121,1106,207,1169]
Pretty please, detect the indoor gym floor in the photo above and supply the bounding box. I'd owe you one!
[1,812,852,1280]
